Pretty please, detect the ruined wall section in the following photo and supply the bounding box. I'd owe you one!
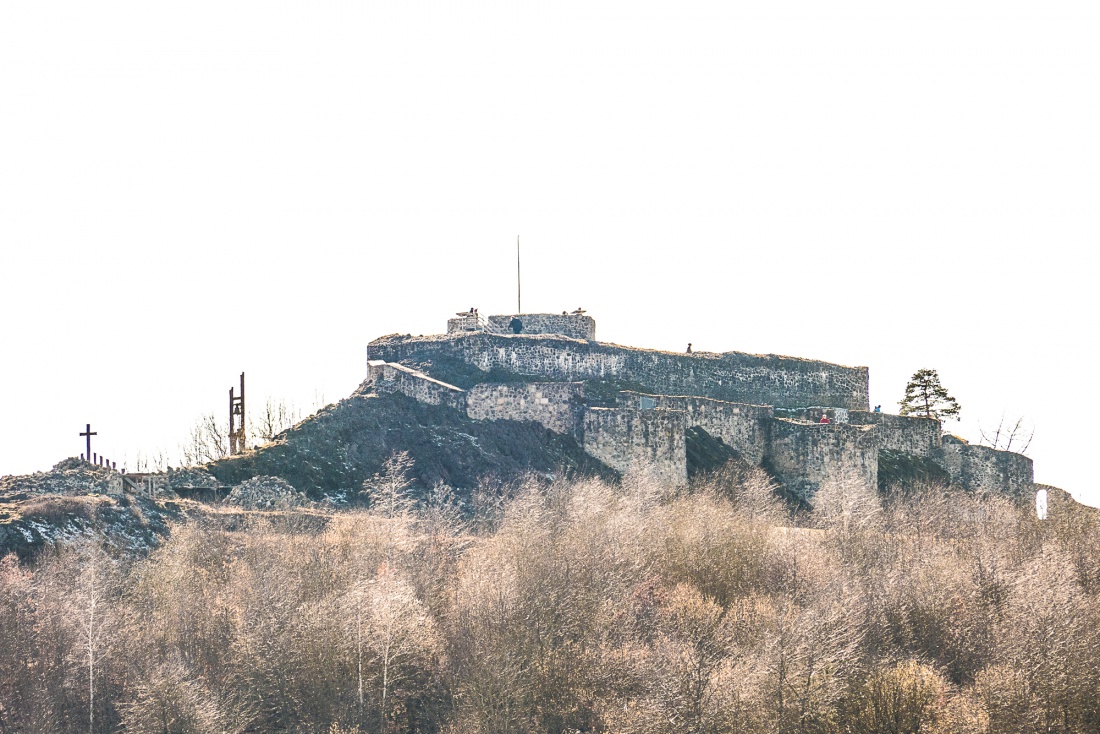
[766,420,879,502]
[618,391,773,465]
[373,362,468,411]
[936,437,1033,500]
[849,411,942,457]
[466,382,585,437]
[582,408,688,487]
[369,333,869,410]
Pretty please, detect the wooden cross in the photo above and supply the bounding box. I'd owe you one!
[79,423,97,462]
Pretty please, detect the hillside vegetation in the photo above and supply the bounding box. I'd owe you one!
[206,388,614,498]
[2,467,1098,734]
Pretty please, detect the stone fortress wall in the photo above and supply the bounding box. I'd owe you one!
[486,313,597,340]
[466,382,585,437]
[447,311,596,340]
[369,361,467,411]
[371,332,870,411]
[848,411,942,457]
[583,408,688,487]
[767,419,880,501]
[368,311,1035,498]
[618,391,774,465]
[938,436,1035,501]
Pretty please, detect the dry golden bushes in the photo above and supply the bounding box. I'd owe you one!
[2,469,1100,733]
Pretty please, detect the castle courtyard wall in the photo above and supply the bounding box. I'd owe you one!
[936,439,1033,500]
[618,391,773,465]
[582,408,688,487]
[466,382,585,436]
[375,363,467,411]
[369,333,870,411]
[849,411,942,457]
[766,419,879,502]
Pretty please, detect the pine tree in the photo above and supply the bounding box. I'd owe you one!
[899,368,961,420]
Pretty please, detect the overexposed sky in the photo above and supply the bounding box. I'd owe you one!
[1,1,1097,505]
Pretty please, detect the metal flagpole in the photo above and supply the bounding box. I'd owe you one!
[517,235,521,314]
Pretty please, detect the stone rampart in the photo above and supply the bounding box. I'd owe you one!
[369,333,869,410]
[375,363,467,411]
[849,411,942,458]
[466,382,585,436]
[775,407,851,424]
[936,437,1033,500]
[582,408,688,486]
[766,419,879,502]
[486,313,596,340]
[618,391,773,465]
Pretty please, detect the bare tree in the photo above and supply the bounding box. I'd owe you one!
[978,413,1034,454]
[653,583,735,733]
[181,412,229,466]
[251,397,301,444]
[361,566,439,729]
[65,544,117,734]
[343,581,370,720]
[361,451,416,517]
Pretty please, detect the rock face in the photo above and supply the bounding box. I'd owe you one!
[0,461,120,496]
[0,461,190,561]
[166,467,219,490]
[226,476,307,510]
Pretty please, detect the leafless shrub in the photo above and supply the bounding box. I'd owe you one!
[4,470,1100,732]
[251,396,302,444]
[360,451,415,517]
[811,472,882,533]
[978,412,1034,454]
[181,411,229,466]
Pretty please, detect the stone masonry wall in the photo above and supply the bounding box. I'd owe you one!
[766,419,879,502]
[369,333,869,411]
[849,411,942,458]
[375,363,467,411]
[466,382,585,437]
[936,438,1034,500]
[583,408,688,487]
[619,391,773,465]
[485,313,596,340]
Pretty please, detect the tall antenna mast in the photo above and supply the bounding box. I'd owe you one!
[516,235,522,313]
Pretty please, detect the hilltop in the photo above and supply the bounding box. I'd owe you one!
[0,308,1076,561]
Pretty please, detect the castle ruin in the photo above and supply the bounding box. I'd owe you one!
[367,312,1033,502]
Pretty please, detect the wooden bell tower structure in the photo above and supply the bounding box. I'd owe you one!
[229,372,246,455]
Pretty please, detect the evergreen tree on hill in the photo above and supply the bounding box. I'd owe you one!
[899,368,961,421]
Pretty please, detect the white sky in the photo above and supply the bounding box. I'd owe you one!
[1,1,1097,506]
